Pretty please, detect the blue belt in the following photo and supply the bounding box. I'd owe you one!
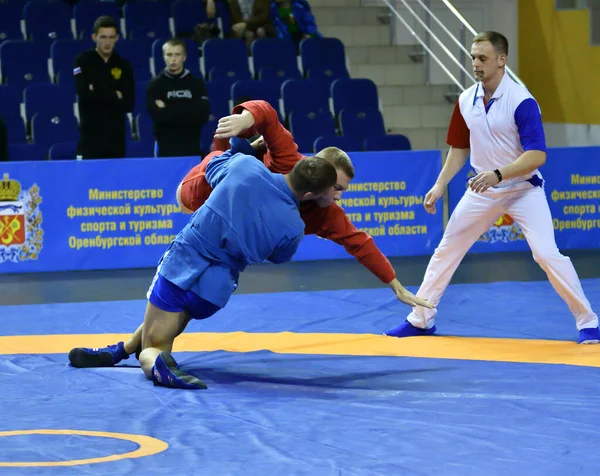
[526,174,544,187]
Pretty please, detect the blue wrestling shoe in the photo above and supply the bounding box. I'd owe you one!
[385,320,437,338]
[68,341,129,368]
[152,352,208,390]
[578,327,600,344]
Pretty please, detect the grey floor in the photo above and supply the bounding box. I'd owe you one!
[1,250,599,306]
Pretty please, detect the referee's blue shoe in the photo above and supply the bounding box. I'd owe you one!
[578,327,600,344]
[385,320,437,338]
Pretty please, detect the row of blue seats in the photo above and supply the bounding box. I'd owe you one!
[3,105,387,147]
[4,106,407,160]
[0,37,349,92]
[8,133,412,162]
[0,76,378,123]
[0,0,232,46]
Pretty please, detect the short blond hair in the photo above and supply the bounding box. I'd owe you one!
[473,31,508,56]
[316,147,355,179]
[163,38,187,53]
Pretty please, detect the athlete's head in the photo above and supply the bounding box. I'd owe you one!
[287,156,338,203]
[92,16,119,59]
[162,39,187,75]
[471,31,508,84]
[313,147,353,207]
[246,139,352,208]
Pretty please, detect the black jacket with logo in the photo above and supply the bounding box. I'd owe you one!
[146,69,210,157]
[74,49,135,157]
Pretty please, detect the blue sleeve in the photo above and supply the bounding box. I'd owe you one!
[205,136,259,188]
[205,149,236,189]
[229,137,258,157]
[514,98,546,152]
[267,234,302,264]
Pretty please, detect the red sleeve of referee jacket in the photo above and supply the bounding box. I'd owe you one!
[446,100,470,148]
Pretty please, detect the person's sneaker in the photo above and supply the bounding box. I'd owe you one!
[385,320,437,338]
[68,341,129,368]
[152,352,207,390]
[578,327,600,344]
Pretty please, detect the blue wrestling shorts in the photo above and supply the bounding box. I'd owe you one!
[147,273,221,320]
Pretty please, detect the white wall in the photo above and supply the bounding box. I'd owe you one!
[361,1,600,146]
[362,0,519,87]
[543,123,600,148]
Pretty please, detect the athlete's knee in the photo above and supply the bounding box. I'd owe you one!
[532,245,565,267]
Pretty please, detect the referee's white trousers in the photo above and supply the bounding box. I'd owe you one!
[407,186,598,330]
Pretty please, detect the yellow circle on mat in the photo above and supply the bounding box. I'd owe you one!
[0,429,168,467]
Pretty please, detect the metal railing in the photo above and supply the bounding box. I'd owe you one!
[375,0,525,91]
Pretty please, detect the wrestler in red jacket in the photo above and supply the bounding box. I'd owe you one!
[177,100,432,309]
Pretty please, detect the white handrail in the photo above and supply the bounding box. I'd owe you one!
[440,0,525,87]
[379,0,465,90]
[393,0,473,81]
[376,0,527,89]
[414,0,473,59]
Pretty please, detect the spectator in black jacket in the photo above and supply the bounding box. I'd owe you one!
[146,39,210,157]
[74,16,135,159]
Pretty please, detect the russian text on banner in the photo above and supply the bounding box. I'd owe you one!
[546,146,600,250]
[293,150,445,261]
[0,157,198,273]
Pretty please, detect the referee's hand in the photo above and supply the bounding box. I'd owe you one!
[468,171,500,193]
[424,183,444,214]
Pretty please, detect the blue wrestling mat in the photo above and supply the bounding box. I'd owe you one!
[1,279,600,475]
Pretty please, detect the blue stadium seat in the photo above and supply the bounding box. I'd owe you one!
[200,119,218,154]
[152,38,201,78]
[116,40,151,81]
[202,39,250,85]
[289,110,335,154]
[215,0,232,37]
[8,143,47,161]
[31,113,79,150]
[135,113,154,145]
[0,40,50,92]
[51,39,94,84]
[126,139,155,158]
[132,81,149,119]
[0,84,26,143]
[4,118,26,144]
[124,1,171,45]
[364,134,412,151]
[231,80,281,119]
[0,84,22,121]
[300,37,349,86]
[74,1,121,39]
[252,38,301,86]
[339,109,386,142]
[49,142,78,160]
[172,0,209,38]
[281,79,330,119]
[24,1,73,48]
[258,67,302,88]
[206,81,231,121]
[0,2,23,45]
[313,135,363,153]
[331,78,379,116]
[24,83,75,122]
